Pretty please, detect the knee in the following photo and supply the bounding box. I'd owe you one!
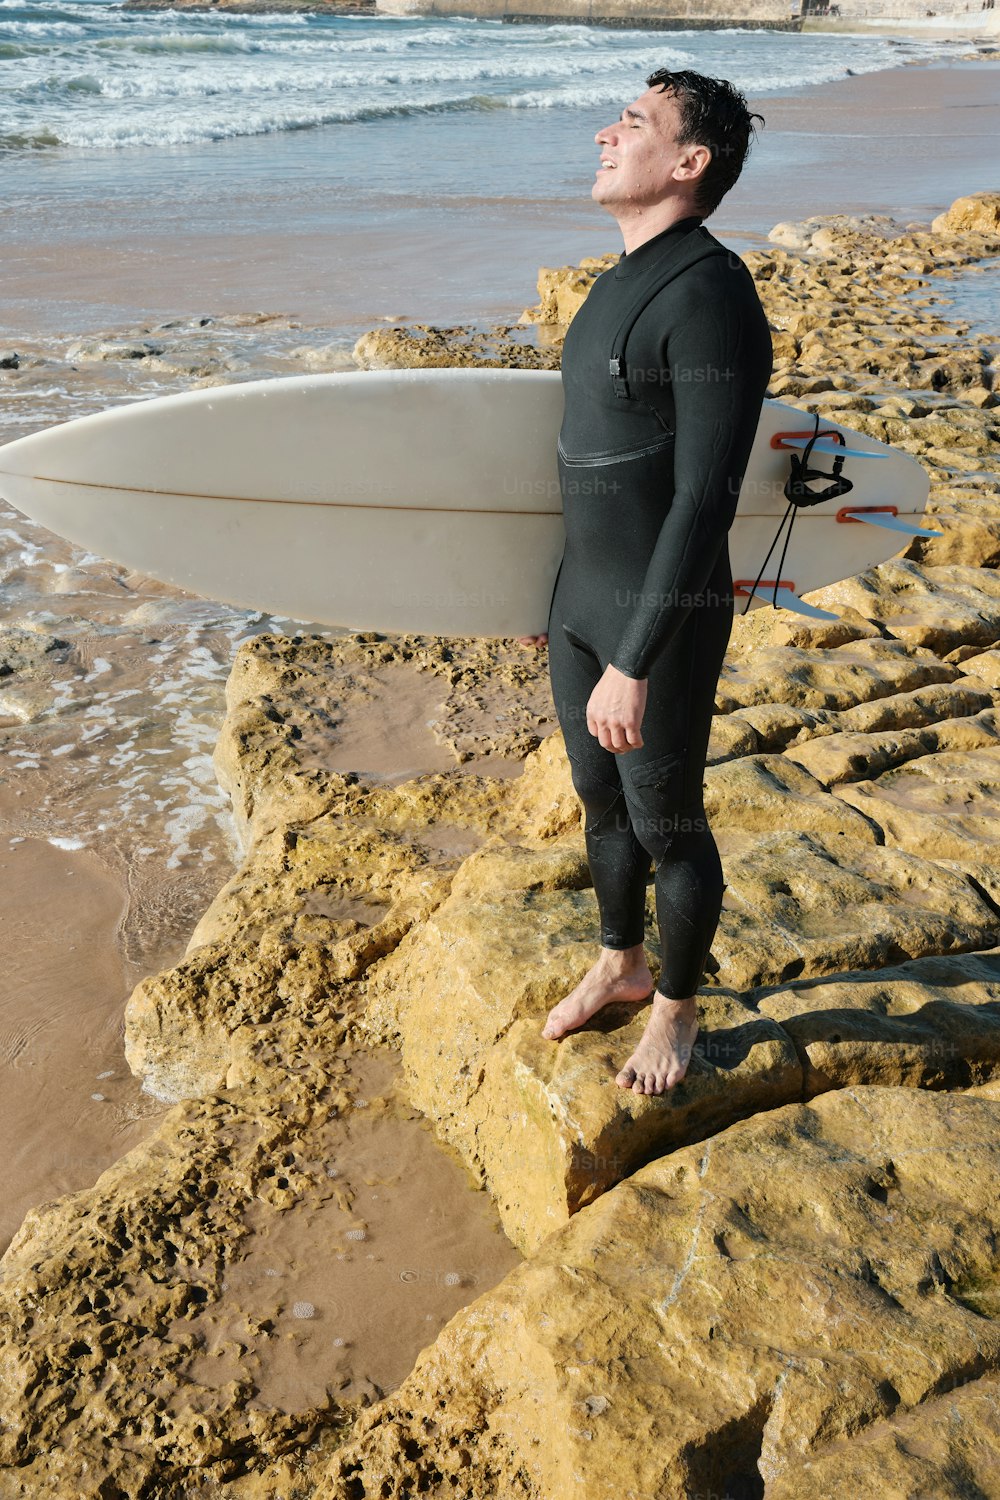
[567,756,626,833]
[623,750,711,866]
[628,800,712,867]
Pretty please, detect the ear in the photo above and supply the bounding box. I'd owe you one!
[674,143,712,185]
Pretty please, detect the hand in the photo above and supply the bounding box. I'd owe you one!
[516,634,549,647]
[587,664,647,752]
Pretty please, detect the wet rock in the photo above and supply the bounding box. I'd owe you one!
[352,324,557,372]
[0,1090,361,1494]
[931,190,1000,238]
[64,337,167,362]
[314,1086,1000,1499]
[0,624,67,676]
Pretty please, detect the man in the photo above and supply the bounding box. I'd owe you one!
[518,69,773,1097]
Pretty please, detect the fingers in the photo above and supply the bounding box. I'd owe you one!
[515,634,549,647]
[587,719,644,753]
[586,667,646,751]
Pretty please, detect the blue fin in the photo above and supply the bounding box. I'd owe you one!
[778,437,889,461]
[751,586,841,620]
[842,510,944,537]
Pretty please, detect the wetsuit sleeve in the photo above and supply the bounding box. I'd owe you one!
[609,261,773,680]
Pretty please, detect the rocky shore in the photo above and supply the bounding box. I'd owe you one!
[2,191,1000,1496]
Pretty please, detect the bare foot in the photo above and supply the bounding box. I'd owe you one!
[516,633,549,647]
[542,946,654,1041]
[615,992,699,1095]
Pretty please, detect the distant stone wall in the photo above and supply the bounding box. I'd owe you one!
[816,0,986,11]
[377,0,800,20]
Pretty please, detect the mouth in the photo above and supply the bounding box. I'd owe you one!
[596,156,617,173]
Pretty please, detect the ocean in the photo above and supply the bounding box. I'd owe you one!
[0,1,963,154]
[1,0,987,347]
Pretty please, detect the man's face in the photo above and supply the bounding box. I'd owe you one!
[592,86,709,212]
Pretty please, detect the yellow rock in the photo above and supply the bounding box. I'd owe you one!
[704,751,880,842]
[11,191,1000,1499]
[712,827,998,991]
[834,743,1000,867]
[784,705,1000,787]
[808,561,1000,655]
[312,1086,1000,1500]
[756,948,1000,1095]
[931,191,1000,237]
[716,636,954,714]
[519,254,618,327]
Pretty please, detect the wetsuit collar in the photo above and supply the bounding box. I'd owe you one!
[613,214,704,279]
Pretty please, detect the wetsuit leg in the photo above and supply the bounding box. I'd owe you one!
[547,621,651,949]
[616,544,734,998]
[547,543,734,996]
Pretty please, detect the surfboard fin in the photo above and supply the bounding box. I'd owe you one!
[752,585,841,621]
[775,436,889,462]
[841,509,944,537]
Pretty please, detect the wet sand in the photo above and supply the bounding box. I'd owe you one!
[0,829,160,1247]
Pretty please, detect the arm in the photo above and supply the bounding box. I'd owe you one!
[608,262,773,682]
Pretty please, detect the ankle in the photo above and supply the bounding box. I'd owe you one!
[598,944,649,975]
[654,989,697,1007]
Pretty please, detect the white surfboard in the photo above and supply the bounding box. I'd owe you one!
[0,368,936,636]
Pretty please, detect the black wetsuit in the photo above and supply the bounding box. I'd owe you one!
[546,214,773,997]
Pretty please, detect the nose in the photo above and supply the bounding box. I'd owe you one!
[595,121,618,147]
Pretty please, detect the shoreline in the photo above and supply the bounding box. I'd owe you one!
[4,60,1000,349]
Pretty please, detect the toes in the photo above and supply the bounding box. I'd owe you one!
[542,1003,567,1037]
[616,1065,637,1088]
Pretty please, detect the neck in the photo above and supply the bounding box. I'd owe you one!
[614,201,702,255]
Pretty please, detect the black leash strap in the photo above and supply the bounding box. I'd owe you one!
[740,411,855,615]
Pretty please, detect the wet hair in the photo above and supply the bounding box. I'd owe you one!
[644,68,764,217]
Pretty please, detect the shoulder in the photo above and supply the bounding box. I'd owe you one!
[676,239,763,303]
[641,241,768,345]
